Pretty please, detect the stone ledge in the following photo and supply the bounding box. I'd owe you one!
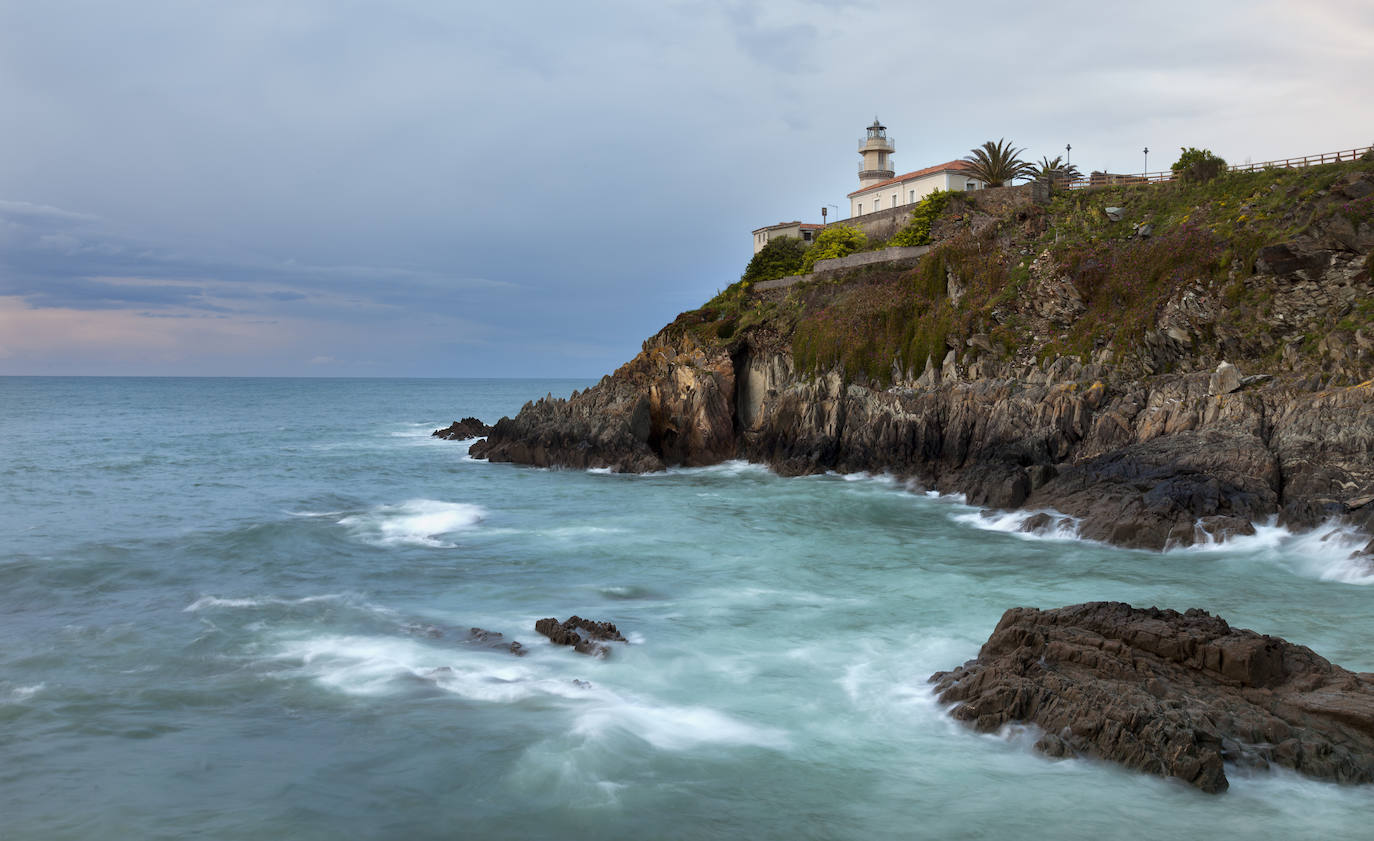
[753,245,930,291]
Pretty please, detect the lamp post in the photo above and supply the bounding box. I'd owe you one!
[1066,143,1072,166]
[1143,146,1149,177]
[821,207,827,225]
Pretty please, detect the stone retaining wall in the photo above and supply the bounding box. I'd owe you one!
[753,245,930,291]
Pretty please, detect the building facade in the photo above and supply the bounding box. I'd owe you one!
[751,221,823,255]
[748,118,987,252]
[848,159,984,218]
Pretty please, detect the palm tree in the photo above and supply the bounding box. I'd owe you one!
[963,138,1035,187]
[1027,155,1083,182]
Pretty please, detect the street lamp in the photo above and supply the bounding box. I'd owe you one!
[1143,146,1150,176]
[1066,143,1072,166]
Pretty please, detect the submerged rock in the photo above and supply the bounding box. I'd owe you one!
[403,621,525,656]
[930,602,1374,793]
[432,417,493,440]
[535,615,628,657]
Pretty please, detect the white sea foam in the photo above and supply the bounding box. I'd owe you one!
[1170,519,1374,585]
[285,509,345,518]
[945,495,1374,584]
[654,460,773,479]
[269,632,787,751]
[337,499,486,548]
[948,507,1083,542]
[4,683,45,702]
[571,697,789,751]
[272,633,545,700]
[183,593,360,612]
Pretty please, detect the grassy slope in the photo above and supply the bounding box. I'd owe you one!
[667,159,1374,386]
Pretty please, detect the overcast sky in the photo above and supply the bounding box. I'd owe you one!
[2,0,1371,377]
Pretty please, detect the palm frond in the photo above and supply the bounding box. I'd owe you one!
[963,138,1036,187]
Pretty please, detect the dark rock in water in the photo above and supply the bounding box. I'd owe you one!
[466,626,525,656]
[1020,512,1055,534]
[930,602,1374,793]
[432,417,493,441]
[402,622,524,656]
[535,615,628,657]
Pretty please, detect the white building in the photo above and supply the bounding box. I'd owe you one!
[848,118,985,217]
[747,118,987,252]
[750,221,823,255]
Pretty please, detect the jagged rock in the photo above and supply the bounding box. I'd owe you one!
[403,622,526,655]
[1104,207,1125,222]
[466,627,526,656]
[1209,362,1242,396]
[534,616,627,657]
[432,417,493,440]
[929,602,1374,793]
[461,170,1374,552]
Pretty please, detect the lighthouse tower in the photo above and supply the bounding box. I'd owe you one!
[858,117,895,186]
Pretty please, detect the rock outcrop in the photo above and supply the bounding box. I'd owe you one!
[534,616,628,657]
[466,167,1374,553]
[929,602,1374,793]
[432,417,493,440]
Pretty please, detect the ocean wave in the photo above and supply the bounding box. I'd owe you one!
[1170,520,1374,585]
[946,498,1374,585]
[183,593,356,612]
[267,632,788,751]
[3,683,45,702]
[948,507,1083,542]
[571,697,789,752]
[272,633,544,701]
[337,499,486,548]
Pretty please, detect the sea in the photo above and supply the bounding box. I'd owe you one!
[2,376,1372,840]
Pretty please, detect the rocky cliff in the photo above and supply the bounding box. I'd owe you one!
[471,162,1374,555]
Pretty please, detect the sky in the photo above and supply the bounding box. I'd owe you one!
[1,0,1371,378]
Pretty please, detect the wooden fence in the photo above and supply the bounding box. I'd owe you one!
[1059,145,1372,191]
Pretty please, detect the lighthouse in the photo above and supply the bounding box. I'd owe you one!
[858,117,895,186]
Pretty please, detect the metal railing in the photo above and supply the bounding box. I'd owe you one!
[859,160,895,175]
[1058,145,1372,191]
[858,137,895,153]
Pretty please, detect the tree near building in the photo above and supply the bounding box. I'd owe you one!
[1027,155,1083,182]
[741,236,809,284]
[963,139,1035,187]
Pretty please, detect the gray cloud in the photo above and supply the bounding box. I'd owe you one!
[0,0,1370,376]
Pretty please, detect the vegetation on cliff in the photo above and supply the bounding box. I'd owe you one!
[687,157,1374,387]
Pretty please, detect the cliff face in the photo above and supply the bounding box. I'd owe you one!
[471,163,1374,553]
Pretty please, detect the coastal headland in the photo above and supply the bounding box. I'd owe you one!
[472,159,1374,557]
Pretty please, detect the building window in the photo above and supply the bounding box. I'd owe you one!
[857,203,863,215]
[966,182,977,191]
[891,195,897,208]
[803,231,813,242]
[909,190,915,202]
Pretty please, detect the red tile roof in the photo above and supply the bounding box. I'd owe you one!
[752,221,825,234]
[847,160,976,198]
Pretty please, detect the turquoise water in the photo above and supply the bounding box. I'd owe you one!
[2,377,1371,840]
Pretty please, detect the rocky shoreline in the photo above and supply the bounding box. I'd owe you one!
[465,166,1374,557]
[467,343,1374,557]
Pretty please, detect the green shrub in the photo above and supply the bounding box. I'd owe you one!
[889,189,954,247]
[800,225,868,273]
[741,236,809,283]
[1171,147,1227,183]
